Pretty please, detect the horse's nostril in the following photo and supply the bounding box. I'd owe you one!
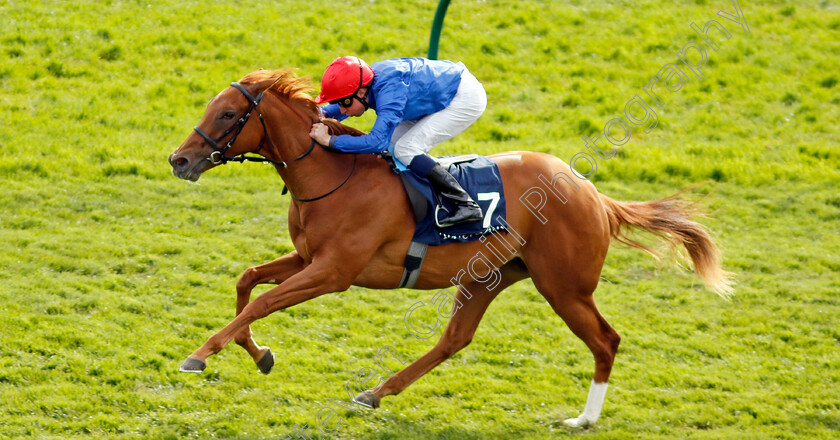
[174,157,189,169]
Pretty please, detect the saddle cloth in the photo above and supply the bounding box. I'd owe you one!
[386,148,508,246]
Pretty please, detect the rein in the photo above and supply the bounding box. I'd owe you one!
[286,154,357,202]
[193,82,356,202]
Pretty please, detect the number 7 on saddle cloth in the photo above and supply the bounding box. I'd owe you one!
[384,144,508,247]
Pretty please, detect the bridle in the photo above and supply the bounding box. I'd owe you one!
[192,82,356,202]
[193,82,289,168]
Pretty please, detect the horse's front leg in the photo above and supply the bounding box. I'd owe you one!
[231,251,307,374]
[354,262,528,408]
[179,258,351,373]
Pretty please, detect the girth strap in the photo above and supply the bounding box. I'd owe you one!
[398,241,428,289]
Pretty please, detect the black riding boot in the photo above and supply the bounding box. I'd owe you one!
[426,163,483,228]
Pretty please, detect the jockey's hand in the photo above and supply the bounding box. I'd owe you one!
[309,123,331,146]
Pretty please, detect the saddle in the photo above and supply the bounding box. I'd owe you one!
[378,149,508,288]
[380,151,480,225]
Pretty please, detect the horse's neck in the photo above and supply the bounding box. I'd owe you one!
[269,121,362,200]
[261,98,373,199]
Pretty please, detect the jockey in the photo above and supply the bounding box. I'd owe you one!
[310,56,486,228]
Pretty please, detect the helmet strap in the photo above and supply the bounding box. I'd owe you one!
[354,58,371,110]
[356,87,370,110]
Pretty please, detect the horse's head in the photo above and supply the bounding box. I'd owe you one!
[169,69,318,181]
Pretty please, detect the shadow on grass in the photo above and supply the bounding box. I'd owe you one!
[801,413,840,431]
[338,413,587,440]
[227,411,589,440]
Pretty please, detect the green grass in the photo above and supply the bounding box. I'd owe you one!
[1,0,838,439]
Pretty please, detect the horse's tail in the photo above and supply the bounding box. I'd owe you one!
[599,192,734,298]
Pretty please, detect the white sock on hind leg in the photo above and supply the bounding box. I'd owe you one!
[564,380,608,428]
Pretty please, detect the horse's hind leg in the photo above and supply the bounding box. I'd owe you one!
[553,294,620,427]
[355,262,528,408]
[526,254,620,427]
[540,284,620,426]
[233,252,306,373]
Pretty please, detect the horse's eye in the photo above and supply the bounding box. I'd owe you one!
[222,111,235,120]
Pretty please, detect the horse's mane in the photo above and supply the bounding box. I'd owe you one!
[239,69,365,137]
[321,118,366,137]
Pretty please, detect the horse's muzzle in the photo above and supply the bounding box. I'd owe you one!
[169,153,203,181]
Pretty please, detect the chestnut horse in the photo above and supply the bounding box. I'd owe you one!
[168,69,732,427]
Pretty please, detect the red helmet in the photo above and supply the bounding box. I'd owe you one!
[316,56,374,104]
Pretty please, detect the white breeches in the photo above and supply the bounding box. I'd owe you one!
[392,66,487,166]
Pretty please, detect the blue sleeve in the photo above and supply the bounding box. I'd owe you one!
[320,104,347,121]
[332,81,408,154]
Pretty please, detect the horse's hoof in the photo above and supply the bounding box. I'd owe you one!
[179,356,206,373]
[563,416,594,428]
[352,391,380,409]
[256,348,274,375]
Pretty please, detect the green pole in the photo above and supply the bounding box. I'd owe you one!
[428,0,451,60]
